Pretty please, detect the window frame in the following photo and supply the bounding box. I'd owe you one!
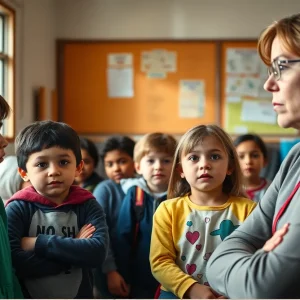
[0,1,15,140]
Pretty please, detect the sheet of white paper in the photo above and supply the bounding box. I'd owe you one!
[241,100,276,124]
[108,53,133,67]
[179,80,205,118]
[107,68,133,98]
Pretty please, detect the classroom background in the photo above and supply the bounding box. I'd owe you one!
[2,0,300,175]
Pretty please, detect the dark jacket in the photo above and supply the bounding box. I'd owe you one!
[6,185,108,299]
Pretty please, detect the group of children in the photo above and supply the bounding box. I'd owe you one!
[0,92,273,299]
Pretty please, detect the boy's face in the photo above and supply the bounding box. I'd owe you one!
[19,146,83,205]
[135,151,173,193]
[75,149,95,185]
[104,150,135,183]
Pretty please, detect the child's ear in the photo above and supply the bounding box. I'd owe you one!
[177,164,185,178]
[18,167,29,182]
[75,160,84,177]
[134,162,142,175]
[226,165,234,175]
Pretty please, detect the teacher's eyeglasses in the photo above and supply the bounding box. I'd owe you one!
[268,58,300,81]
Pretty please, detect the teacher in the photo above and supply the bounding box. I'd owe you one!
[207,13,300,298]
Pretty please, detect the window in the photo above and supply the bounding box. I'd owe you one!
[0,2,14,139]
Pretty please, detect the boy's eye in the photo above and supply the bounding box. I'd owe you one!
[147,159,155,164]
[60,160,69,166]
[105,162,113,168]
[36,162,47,168]
[163,159,172,164]
[119,159,128,165]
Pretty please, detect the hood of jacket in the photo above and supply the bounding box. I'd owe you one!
[6,185,94,208]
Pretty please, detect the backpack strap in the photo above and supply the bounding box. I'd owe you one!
[132,186,145,250]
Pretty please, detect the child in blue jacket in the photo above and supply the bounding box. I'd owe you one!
[116,132,177,298]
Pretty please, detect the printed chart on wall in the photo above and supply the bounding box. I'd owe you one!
[107,53,134,98]
[224,48,296,135]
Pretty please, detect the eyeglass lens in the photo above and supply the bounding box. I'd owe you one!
[267,60,280,80]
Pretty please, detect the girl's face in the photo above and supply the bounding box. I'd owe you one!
[180,135,232,197]
[236,140,266,181]
[76,149,95,185]
[264,36,300,129]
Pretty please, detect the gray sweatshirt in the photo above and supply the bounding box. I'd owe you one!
[206,142,300,298]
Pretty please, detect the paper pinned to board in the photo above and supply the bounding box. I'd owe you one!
[107,68,133,98]
[141,49,177,77]
[179,80,205,118]
[241,100,276,124]
[108,53,133,67]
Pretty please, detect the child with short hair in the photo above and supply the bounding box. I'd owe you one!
[116,132,177,299]
[93,135,136,298]
[150,125,256,299]
[0,95,23,299]
[75,137,103,192]
[5,120,109,299]
[234,133,270,203]
[0,156,31,203]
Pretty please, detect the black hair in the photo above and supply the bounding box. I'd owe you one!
[15,120,82,171]
[99,135,135,162]
[233,134,268,159]
[79,137,99,167]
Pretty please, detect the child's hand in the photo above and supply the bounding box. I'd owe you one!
[21,237,37,251]
[107,271,130,297]
[76,223,95,239]
[263,223,289,252]
[184,283,218,299]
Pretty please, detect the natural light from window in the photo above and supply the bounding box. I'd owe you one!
[0,2,14,139]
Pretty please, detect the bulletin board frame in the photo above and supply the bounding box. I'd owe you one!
[56,39,219,135]
[56,39,299,138]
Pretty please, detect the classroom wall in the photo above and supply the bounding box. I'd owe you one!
[5,0,300,154]
[55,0,300,39]
[5,0,56,154]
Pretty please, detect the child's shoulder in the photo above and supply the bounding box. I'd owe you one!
[159,195,189,210]
[229,195,256,206]
[97,179,118,188]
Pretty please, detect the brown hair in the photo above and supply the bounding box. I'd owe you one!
[258,13,300,65]
[134,132,177,163]
[168,124,243,199]
[0,95,10,121]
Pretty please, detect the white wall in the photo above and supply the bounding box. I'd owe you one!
[55,0,300,39]
[5,0,300,155]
